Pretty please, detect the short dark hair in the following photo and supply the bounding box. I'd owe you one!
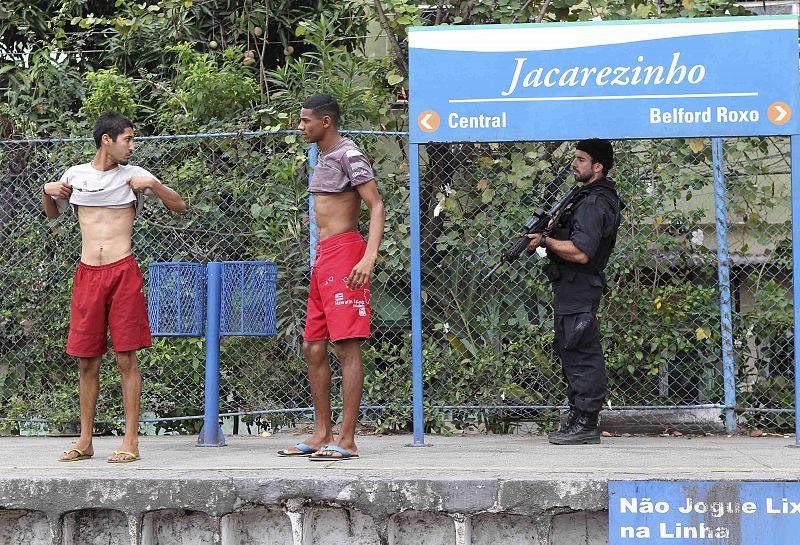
[302,93,340,126]
[93,112,134,148]
[576,138,614,176]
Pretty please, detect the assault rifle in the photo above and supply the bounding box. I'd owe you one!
[484,183,583,280]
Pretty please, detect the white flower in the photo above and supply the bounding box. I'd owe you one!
[442,322,450,334]
[433,200,443,218]
[691,228,704,245]
[535,246,547,258]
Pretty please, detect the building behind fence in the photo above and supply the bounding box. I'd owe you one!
[0,131,793,434]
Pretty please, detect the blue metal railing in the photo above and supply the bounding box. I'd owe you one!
[712,138,737,433]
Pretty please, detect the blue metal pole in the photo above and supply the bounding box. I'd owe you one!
[198,262,225,446]
[409,143,425,446]
[712,138,737,433]
[791,135,800,447]
[308,144,318,268]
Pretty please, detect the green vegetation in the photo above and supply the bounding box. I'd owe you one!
[2,1,793,435]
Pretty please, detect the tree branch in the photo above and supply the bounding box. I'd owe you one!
[536,0,552,24]
[511,0,535,24]
[372,0,408,78]
[435,0,445,26]
[460,0,476,21]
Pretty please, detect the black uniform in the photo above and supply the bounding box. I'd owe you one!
[545,177,622,415]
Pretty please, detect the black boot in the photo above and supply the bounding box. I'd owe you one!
[548,411,600,445]
[549,408,578,439]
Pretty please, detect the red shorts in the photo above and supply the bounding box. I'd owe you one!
[66,254,152,358]
[304,231,370,342]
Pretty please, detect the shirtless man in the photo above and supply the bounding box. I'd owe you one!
[278,93,385,461]
[42,112,186,463]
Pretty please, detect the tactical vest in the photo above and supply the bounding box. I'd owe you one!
[547,177,622,277]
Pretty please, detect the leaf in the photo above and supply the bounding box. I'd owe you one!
[386,73,404,86]
[481,188,495,204]
[515,178,532,190]
[634,4,651,18]
[695,327,709,340]
[295,25,306,37]
[683,0,695,9]
[476,178,489,191]
[688,139,705,153]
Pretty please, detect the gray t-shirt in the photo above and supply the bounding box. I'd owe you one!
[309,137,374,194]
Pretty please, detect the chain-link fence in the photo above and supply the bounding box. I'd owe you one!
[0,132,794,435]
[415,136,793,434]
[0,130,410,435]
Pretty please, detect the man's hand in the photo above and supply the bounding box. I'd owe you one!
[527,232,543,251]
[128,176,157,194]
[347,255,376,290]
[43,181,72,199]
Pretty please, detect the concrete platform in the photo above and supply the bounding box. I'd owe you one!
[1,433,799,545]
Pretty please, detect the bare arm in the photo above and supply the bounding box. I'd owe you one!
[42,181,72,219]
[348,180,385,289]
[129,176,187,213]
[527,233,590,264]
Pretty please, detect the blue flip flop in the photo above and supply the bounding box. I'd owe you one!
[277,442,318,457]
[309,445,359,461]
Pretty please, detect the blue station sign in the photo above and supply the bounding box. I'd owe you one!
[609,481,800,545]
[408,16,800,143]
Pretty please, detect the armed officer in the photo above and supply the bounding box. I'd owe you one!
[527,138,622,445]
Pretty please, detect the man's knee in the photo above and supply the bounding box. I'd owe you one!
[334,338,363,367]
[304,340,328,363]
[78,358,102,377]
[115,351,139,374]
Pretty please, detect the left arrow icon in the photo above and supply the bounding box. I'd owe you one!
[418,110,440,133]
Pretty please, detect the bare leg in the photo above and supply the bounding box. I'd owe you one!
[279,341,335,455]
[314,338,363,458]
[107,350,141,461]
[59,356,101,460]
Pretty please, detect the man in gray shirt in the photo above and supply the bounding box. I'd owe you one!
[278,94,385,460]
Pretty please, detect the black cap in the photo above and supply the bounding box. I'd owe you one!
[576,138,614,170]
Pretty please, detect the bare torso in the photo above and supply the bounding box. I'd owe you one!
[76,205,135,265]
[314,192,361,240]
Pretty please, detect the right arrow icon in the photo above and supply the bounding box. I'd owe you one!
[768,102,791,125]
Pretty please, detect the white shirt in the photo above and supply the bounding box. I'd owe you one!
[53,162,161,217]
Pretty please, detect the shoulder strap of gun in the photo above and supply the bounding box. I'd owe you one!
[544,184,583,234]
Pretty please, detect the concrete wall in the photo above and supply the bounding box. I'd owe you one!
[0,475,609,545]
[1,504,609,545]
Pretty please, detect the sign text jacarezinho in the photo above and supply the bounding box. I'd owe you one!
[409,16,799,143]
